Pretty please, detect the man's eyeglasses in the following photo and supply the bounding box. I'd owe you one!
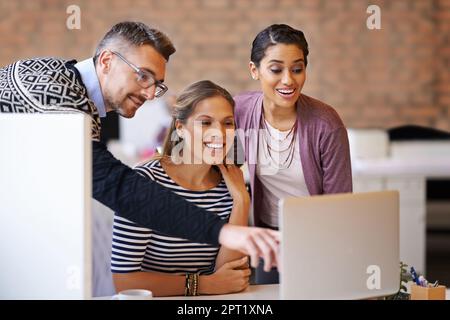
[111,51,168,98]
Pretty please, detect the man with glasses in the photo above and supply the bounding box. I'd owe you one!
[111,51,168,98]
[0,21,279,271]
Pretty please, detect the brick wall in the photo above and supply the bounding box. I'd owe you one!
[0,0,449,131]
[435,0,450,131]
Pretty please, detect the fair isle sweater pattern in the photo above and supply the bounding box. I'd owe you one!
[0,57,101,141]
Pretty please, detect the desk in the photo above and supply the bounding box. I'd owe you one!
[154,284,278,300]
[95,284,278,300]
[97,285,450,300]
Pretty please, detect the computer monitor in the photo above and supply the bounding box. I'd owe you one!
[279,191,399,300]
[0,113,92,299]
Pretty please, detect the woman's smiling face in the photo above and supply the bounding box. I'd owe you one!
[250,43,306,110]
[176,95,235,165]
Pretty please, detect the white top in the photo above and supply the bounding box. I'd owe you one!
[256,119,310,227]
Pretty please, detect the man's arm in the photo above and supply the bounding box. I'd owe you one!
[92,141,226,245]
[93,141,280,270]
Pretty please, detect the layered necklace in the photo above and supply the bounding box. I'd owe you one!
[260,112,298,170]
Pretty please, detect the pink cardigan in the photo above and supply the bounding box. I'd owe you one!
[234,91,353,226]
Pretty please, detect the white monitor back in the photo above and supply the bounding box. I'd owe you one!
[0,113,92,299]
[279,191,399,300]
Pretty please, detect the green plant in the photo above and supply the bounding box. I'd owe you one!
[384,261,412,300]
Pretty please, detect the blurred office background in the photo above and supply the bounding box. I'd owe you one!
[1,0,449,131]
[0,0,449,293]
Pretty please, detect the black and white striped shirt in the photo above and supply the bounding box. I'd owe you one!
[111,159,233,275]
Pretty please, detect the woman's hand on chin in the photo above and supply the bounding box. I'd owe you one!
[217,164,250,203]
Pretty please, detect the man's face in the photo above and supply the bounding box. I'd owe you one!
[100,44,167,118]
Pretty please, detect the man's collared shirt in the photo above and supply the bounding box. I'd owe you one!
[74,58,107,118]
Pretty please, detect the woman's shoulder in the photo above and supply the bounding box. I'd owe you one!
[135,157,162,169]
[134,158,164,180]
[298,94,346,131]
[234,91,262,111]
[234,90,262,102]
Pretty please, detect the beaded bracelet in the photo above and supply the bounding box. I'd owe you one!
[192,273,198,296]
[184,273,199,296]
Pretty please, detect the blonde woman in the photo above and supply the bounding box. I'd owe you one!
[111,80,252,296]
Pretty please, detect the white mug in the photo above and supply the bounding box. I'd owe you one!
[112,289,153,300]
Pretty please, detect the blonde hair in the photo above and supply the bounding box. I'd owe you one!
[157,80,235,162]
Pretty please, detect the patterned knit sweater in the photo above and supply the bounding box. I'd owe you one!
[0,57,101,141]
[0,57,226,245]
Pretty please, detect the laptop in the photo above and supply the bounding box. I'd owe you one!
[279,191,399,300]
[0,113,92,299]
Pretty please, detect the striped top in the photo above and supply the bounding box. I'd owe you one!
[110,159,233,275]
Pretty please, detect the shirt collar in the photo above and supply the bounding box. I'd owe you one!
[74,58,107,118]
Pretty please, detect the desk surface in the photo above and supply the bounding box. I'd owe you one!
[155,284,278,300]
[95,284,278,300]
[98,285,450,300]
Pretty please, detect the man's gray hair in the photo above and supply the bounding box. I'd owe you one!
[93,21,176,64]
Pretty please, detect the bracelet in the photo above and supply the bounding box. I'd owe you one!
[192,273,198,296]
[184,273,190,296]
[184,273,199,296]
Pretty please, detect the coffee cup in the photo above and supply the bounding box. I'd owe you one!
[111,289,153,300]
